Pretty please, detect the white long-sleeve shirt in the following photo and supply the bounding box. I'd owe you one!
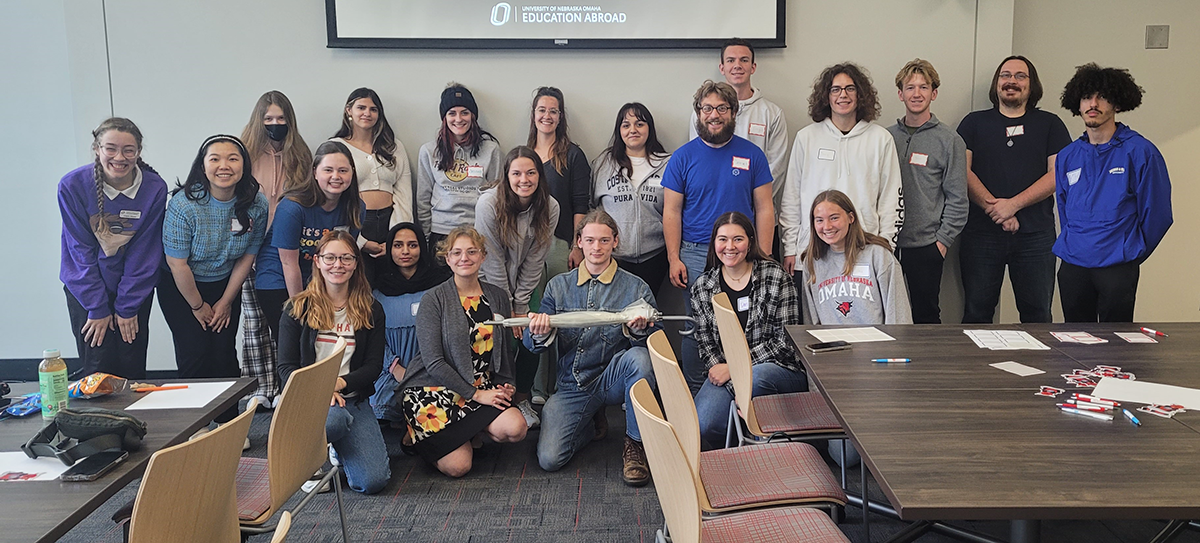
[779,118,904,257]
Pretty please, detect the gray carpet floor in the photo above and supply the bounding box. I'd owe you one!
[56,404,1199,543]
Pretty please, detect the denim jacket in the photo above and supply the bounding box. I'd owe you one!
[523,260,658,389]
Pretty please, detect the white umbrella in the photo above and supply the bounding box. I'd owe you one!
[483,300,695,335]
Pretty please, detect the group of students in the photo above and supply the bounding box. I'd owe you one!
[58,38,1170,495]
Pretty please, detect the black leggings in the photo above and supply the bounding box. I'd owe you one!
[157,272,241,423]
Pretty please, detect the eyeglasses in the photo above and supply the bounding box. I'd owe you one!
[535,107,561,116]
[317,253,357,265]
[447,248,482,259]
[99,145,139,159]
[829,85,858,96]
[998,72,1029,81]
[699,104,732,115]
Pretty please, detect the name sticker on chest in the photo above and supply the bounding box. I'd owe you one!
[817,148,836,161]
[731,156,751,171]
[909,152,929,166]
[119,210,142,220]
[1066,168,1082,186]
[231,219,243,232]
[1005,125,1025,137]
[748,122,767,137]
[411,302,420,316]
[852,265,871,278]
[737,296,751,312]
[467,165,484,178]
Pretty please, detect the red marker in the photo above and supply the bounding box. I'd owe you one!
[1141,327,1168,337]
[1058,402,1109,413]
[1071,393,1118,407]
[1065,399,1113,410]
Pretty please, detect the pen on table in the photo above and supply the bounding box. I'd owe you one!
[871,358,911,363]
[1140,327,1168,337]
[134,385,189,392]
[1059,406,1114,421]
[1057,403,1108,413]
[1071,393,1118,407]
[1123,408,1142,427]
[1065,399,1115,410]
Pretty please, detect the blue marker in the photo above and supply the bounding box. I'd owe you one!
[871,358,911,363]
[1123,408,1141,427]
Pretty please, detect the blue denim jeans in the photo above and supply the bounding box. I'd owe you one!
[693,362,809,450]
[958,228,1056,324]
[537,347,655,472]
[678,241,710,394]
[327,399,391,494]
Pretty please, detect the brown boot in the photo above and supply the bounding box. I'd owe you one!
[592,408,609,441]
[622,437,650,487]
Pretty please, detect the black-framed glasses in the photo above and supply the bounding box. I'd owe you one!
[699,104,732,115]
[830,85,858,96]
[998,72,1029,81]
[317,253,357,265]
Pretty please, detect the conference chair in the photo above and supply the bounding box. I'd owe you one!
[630,379,851,543]
[237,337,350,542]
[646,330,845,516]
[126,398,258,543]
[711,292,844,448]
[270,512,292,543]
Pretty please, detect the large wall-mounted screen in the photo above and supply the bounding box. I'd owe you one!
[326,0,785,49]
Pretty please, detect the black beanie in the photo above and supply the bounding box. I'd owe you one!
[439,85,479,118]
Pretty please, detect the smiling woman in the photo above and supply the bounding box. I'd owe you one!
[158,135,268,423]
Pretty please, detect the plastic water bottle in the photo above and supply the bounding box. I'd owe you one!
[38,349,69,421]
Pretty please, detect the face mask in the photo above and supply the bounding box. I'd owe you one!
[265,123,289,142]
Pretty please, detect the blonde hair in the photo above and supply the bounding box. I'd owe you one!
[802,190,891,283]
[895,58,941,90]
[437,225,487,260]
[287,231,375,331]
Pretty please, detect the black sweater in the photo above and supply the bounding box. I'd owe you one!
[277,300,385,399]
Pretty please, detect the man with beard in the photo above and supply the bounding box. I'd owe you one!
[662,80,773,393]
[956,56,1071,324]
[779,62,903,276]
[1053,64,1171,322]
[886,59,968,324]
[687,38,789,252]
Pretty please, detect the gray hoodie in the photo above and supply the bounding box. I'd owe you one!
[801,244,912,325]
[416,138,502,236]
[590,151,671,263]
[474,187,560,314]
[886,114,968,249]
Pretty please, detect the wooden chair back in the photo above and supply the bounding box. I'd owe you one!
[266,336,345,516]
[647,331,702,474]
[630,379,703,543]
[712,292,762,435]
[129,398,258,543]
[270,511,292,543]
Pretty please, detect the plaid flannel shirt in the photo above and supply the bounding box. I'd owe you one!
[690,258,803,373]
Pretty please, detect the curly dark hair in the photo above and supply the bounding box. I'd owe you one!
[988,55,1044,109]
[1060,63,1144,115]
[807,62,880,123]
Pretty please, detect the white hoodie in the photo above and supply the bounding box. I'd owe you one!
[689,88,789,209]
[779,118,904,257]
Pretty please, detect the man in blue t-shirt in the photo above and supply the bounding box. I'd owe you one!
[662,79,773,392]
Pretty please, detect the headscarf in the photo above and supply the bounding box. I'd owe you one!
[373,222,451,297]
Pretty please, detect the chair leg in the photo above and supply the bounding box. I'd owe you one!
[861,459,870,543]
[332,465,349,543]
[840,440,848,489]
[725,400,737,448]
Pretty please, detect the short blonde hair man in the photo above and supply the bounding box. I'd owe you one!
[895,58,941,90]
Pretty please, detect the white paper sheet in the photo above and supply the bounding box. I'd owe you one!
[806,327,895,343]
[964,330,1050,350]
[0,452,72,482]
[988,361,1045,377]
[1092,377,1200,410]
[1115,332,1157,344]
[125,381,236,410]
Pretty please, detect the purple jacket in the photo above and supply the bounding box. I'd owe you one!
[59,164,167,319]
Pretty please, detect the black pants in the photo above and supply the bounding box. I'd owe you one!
[897,243,946,324]
[617,251,669,297]
[158,272,241,422]
[64,286,153,380]
[1058,260,1140,323]
[256,288,291,353]
[361,207,393,285]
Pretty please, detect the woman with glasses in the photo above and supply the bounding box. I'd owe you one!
[278,230,390,494]
[330,88,413,280]
[159,135,268,411]
[59,117,167,379]
[255,141,362,350]
[397,226,527,477]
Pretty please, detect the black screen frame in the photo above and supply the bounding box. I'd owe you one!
[325,0,786,50]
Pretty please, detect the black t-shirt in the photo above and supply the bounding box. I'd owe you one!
[957,107,1071,234]
[718,271,752,330]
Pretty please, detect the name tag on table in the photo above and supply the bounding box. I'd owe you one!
[731,156,750,171]
[852,265,870,278]
[467,165,484,178]
[119,210,141,220]
[748,122,767,137]
[1005,125,1025,137]
[230,219,243,232]
[737,296,751,312]
[818,148,836,161]
[1066,168,1082,186]
[909,152,929,166]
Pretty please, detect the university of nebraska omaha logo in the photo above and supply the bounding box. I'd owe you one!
[835,301,853,316]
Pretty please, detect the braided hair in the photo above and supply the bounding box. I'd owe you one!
[173,135,260,236]
[91,117,156,217]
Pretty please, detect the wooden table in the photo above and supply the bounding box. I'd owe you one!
[0,377,256,543]
[787,323,1200,542]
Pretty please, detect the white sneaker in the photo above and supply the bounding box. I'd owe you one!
[243,438,251,451]
[302,469,331,493]
[328,444,340,467]
[517,399,540,429]
[531,394,547,406]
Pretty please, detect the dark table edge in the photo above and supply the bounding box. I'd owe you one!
[37,377,257,543]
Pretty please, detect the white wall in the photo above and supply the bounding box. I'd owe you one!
[5,0,1010,366]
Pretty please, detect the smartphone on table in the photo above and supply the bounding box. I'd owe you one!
[60,450,128,482]
[805,340,851,354]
